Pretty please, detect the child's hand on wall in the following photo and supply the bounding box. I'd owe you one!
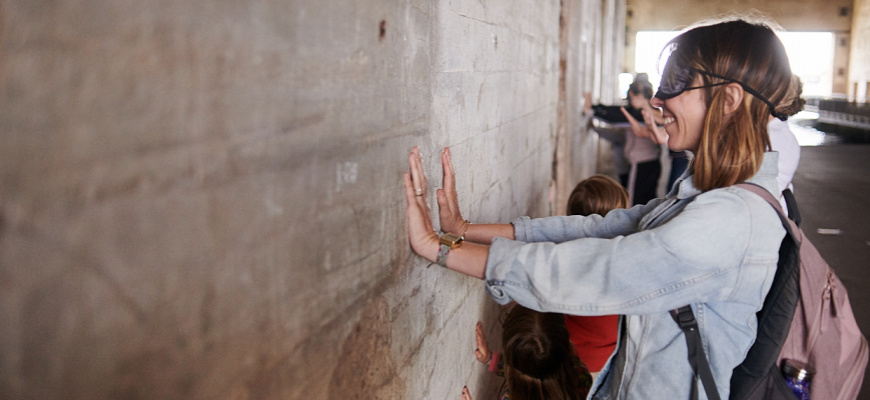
[474,322,492,364]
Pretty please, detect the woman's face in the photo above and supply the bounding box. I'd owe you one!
[650,75,708,153]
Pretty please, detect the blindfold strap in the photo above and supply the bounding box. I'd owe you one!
[693,69,788,121]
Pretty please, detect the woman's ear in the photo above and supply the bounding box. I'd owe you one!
[722,83,744,115]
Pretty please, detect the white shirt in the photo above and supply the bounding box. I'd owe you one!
[768,118,800,210]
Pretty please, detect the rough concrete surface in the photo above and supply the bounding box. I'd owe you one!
[0,0,612,398]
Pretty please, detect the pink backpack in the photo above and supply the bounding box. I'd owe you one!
[672,184,869,400]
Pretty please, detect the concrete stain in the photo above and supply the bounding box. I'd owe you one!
[328,296,405,399]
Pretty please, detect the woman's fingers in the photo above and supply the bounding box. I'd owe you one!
[621,107,647,138]
[404,172,416,205]
[438,148,454,221]
[409,147,429,198]
[441,148,458,208]
[405,148,440,260]
[408,149,422,197]
[443,148,457,197]
[640,110,669,144]
[620,107,638,124]
[461,386,472,400]
[404,172,428,227]
[416,148,428,193]
[438,147,465,233]
[442,147,455,187]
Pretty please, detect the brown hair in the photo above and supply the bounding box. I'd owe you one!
[502,305,585,400]
[663,19,795,191]
[776,75,805,117]
[566,174,629,216]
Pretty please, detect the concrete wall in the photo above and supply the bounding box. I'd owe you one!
[0,0,615,399]
[851,0,870,100]
[624,0,856,95]
[558,0,626,211]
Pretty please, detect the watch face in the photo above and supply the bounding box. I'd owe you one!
[440,233,463,248]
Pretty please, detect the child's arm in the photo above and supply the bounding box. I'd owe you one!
[474,322,504,377]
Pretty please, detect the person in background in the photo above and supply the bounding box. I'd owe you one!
[584,92,631,187]
[591,74,662,205]
[767,75,804,210]
[622,73,663,205]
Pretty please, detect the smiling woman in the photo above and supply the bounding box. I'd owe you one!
[651,20,796,192]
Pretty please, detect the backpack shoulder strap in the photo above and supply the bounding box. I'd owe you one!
[728,183,801,397]
[670,306,722,400]
[782,188,801,227]
[733,183,797,236]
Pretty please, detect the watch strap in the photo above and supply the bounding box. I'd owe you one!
[436,243,450,267]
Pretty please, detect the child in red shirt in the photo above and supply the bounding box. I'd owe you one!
[563,175,628,376]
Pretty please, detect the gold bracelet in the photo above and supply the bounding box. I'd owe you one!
[459,220,470,239]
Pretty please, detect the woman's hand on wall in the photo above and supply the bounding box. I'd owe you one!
[405,147,493,279]
[404,147,440,261]
[461,386,473,400]
[437,147,467,234]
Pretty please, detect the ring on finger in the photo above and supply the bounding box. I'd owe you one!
[415,188,423,196]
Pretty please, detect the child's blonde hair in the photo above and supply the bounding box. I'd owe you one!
[566,175,629,216]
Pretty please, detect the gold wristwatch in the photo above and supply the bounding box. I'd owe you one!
[436,232,464,267]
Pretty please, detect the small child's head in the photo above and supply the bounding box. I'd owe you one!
[566,174,629,216]
[502,305,584,400]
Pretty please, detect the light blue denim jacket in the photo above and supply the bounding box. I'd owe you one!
[485,153,786,400]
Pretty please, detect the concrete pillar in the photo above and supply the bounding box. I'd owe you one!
[851,0,870,101]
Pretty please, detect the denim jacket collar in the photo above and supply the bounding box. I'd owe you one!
[671,152,781,200]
